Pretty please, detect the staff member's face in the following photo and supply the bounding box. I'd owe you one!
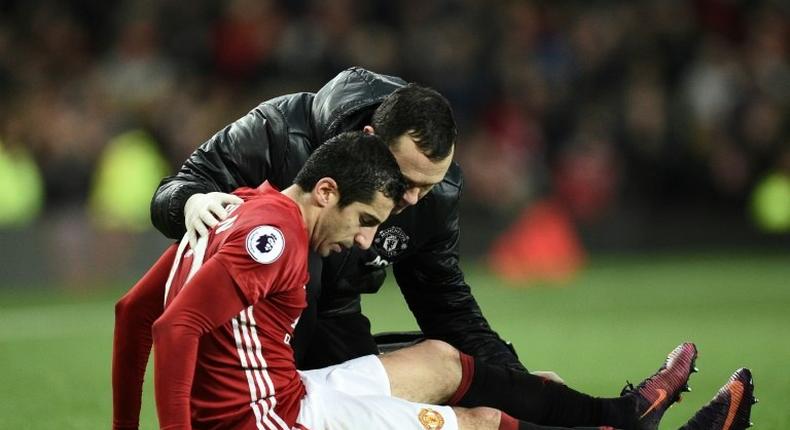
[364,126,454,213]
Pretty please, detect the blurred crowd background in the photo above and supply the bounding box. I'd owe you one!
[0,0,788,285]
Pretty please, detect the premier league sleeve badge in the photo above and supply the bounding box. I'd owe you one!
[246,225,285,264]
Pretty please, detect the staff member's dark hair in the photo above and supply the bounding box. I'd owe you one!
[372,84,457,161]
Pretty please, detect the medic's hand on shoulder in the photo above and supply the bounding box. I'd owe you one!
[184,192,244,247]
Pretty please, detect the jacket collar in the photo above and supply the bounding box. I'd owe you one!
[310,67,406,144]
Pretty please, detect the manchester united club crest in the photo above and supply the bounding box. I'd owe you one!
[374,226,409,258]
[418,408,445,430]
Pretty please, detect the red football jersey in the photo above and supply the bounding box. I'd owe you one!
[163,182,308,429]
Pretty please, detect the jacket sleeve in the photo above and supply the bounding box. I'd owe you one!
[392,189,526,371]
[151,106,283,239]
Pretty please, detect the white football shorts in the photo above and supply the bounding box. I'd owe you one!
[294,355,458,430]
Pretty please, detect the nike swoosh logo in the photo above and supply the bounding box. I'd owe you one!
[722,381,745,430]
[640,388,667,419]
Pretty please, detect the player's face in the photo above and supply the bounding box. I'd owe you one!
[388,133,454,213]
[314,191,394,256]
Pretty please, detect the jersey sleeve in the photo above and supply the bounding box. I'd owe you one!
[113,244,177,430]
[213,222,297,305]
[152,257,249,430]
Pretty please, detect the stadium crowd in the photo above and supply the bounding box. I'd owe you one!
[0,0,787,261]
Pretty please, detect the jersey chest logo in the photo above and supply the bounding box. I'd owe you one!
[246,225,285,264]
[374,226,409,258]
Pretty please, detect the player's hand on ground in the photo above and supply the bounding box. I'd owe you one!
[531,370,565,385]
[184,192,244,247]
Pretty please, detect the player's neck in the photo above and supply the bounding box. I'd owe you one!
[281,184,316,237]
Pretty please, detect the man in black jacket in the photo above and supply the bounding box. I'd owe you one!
[151,67,522,371]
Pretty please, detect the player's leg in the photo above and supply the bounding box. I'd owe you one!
[296,367,459,430]
[454,343,698,429]
[378,338,615,419]
[378,340,614,424]
[453,407,501,429]
[378,338,463,403]
[299,348,625,430]
[379,339,698,430]
[296,378,584,430]
[337,340,621,426]
[296,384,621,430]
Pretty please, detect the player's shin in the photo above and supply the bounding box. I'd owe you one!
[450,353,637,429]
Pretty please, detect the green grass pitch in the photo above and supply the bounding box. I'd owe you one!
[0,252,787,429]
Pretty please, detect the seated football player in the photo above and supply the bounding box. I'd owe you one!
[114,131,755,430]
[113,131,407,429]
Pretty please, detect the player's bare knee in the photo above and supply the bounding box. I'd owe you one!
[419,339,460,363]
[380,339,463,404]
[418,340,462,387]
[453,406,501,429]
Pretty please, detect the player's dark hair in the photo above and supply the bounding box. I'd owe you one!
[371,83,457,162]
[295,132,406,208]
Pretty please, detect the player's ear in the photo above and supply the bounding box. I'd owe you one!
[314,177,339,208]
[363,125,375,135]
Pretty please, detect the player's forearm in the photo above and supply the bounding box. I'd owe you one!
[152,321,200,430]
[151,285,210,428]
[112,307,154,430]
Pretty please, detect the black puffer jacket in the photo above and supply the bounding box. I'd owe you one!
[151,67,523,369]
